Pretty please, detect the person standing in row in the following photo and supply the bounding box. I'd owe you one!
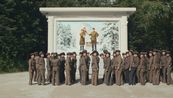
[112,50,123,85]
[165,51,173,85]
[46,53,52,84]
[100,53,105,81]
[59,52,65,83]
[152,49,161,85]
[124,52,130,83]
[28,53,36,85]
[71,52,77,83]
[160,50,167,83]
[138,52,146,85]
[38,52,46,85]
[144,52,149,82]
[148,51,154,83]
[86,51,91,82]
[79,51,88,85]
[51,53,60,86]
[65,53,72,85]
[103,52,112,85]
[129,51,139,85]
[34,52,39,82]
[78,52,83,83]
[91,51,100,86]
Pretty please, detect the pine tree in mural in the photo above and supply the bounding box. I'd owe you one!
[56,23,72,51]
[100,22,119,52]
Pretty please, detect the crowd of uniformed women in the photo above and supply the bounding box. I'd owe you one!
[28,49,173,86]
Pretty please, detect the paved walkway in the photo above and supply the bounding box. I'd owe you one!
[0,72,173,98]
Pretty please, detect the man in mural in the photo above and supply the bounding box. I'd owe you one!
[89,28,99,51]
[79,27,87,51]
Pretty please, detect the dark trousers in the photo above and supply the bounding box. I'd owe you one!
[129,67,137,85]
[124,69,129,83]
[92,44,97,51]
[60,68,65,83]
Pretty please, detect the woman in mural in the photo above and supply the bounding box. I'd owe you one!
[79,27,87,51]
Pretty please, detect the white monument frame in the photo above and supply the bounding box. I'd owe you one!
[40,7,136,53]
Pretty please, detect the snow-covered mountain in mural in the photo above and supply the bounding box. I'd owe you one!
[56,21,119,53]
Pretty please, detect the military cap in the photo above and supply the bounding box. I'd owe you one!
[153,49,159,52]
[133,51,138,54]
[113,50,120,54]
[166,51,171,54]
[106,52,110,55]
[91,50,99,55]
[73,52,77,55]
[100,53,104,56]
[161,50,166,52]
[103,50,108,53]
[39,51,44,55]
[60,52,65,56]
[126,52,129,54]
[67,52,71,55]
[30,53,35,56]
[46,53,50,56]
[149,51,153,53]
[122,53,126,55]
[34,52,38,56]
[79,52,83,55]
[140,52,145,55]
[129,49,133,53]
[82,50,87,54]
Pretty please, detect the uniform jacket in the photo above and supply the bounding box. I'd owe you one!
[89,31,99,44]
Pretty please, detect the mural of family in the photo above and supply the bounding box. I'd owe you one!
[56,21,120,53]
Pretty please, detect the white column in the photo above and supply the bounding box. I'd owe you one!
[120,16,128,53]
[47,16,54,53]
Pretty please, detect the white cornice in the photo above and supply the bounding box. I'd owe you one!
[40,7,136,17]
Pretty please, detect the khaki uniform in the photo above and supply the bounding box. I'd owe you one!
[138,57,146,85]
[148,56,153,83]
[144,56,149,82]
[51,58,60,85]
[46,58,52,83]
[79,56,88,85]
[86,55,90,81]
[71,57,77,83]
[35,56,40,82]
[124,56,130,83]
[152,53,160,85]
[89,31,99,44]
[166,56,173,85]
[28,58,36,85]
[80,31,86,45]
[112,55,123,85]
[129,56,139,85]
[80,31,86,51]
[104,57,112,85]
[91,56,100,86]
[37,57,45,85]
[65,57,71,85]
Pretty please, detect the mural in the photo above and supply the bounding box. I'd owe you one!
[55,21,120,53]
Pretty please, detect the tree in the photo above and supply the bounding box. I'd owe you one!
[100,22,119,52]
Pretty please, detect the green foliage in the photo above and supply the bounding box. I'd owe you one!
[0,0,173,72]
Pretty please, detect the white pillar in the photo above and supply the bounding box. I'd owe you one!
[47,16,54,53]
[120,16,128,53]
